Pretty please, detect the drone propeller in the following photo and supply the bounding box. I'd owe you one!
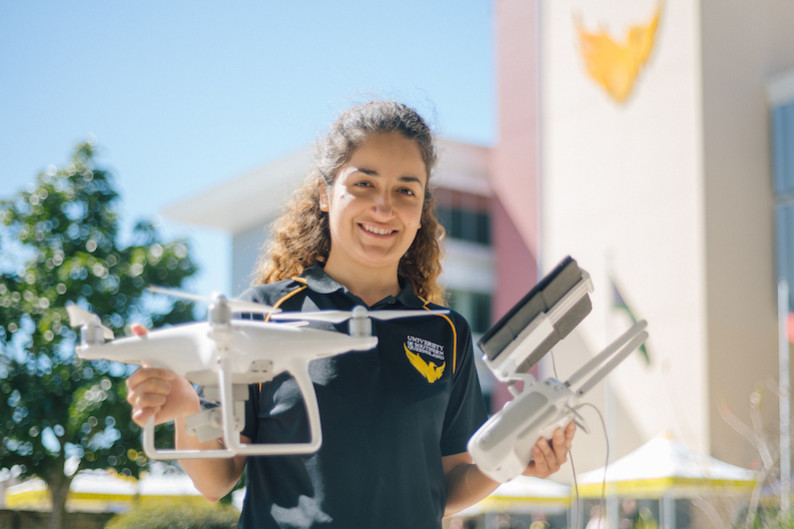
[147,286,279,315]
[66,304,115,340]
[270,306,449,324]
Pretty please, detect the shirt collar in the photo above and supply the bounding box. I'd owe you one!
[300,263,426,309]
[301,263,345,294]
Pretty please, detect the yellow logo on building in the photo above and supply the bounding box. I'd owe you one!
[575,2,662,103]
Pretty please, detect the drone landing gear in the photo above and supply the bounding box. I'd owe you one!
[142,357,324,460]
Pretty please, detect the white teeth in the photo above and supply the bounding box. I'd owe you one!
[362,224,392,235]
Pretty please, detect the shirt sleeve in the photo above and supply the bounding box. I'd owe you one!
[439,314,488,456]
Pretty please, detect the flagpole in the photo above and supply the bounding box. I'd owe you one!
[777,279,791,513]
[605,252,618,529]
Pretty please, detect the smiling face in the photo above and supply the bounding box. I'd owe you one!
[320,131,427,280]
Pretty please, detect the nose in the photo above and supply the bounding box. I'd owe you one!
[372,189,393,216]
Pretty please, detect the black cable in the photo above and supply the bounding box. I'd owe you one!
[577,402,609,529]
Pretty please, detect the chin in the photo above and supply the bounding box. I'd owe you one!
[355,252,402,271]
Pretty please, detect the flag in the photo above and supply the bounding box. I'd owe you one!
[610,276,651,365]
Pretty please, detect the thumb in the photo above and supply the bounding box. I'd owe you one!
[130,323,149,336]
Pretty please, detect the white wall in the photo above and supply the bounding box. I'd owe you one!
[699,0,794,463]
[540,0,710,467]
[540,0,794,468]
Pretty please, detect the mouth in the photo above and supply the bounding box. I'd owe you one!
[359,223,396,236]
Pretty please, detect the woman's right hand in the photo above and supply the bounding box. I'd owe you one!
[125,324,201,427]
[124,326,248,503]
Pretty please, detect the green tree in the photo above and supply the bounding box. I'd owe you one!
[0,141,199,529]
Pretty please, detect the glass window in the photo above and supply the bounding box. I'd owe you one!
[436,205,491,246]
[773,100,794,194]
[447,289,492,335]
[476,211,491,245]
[773,97,794,308]
[436,206,451,235]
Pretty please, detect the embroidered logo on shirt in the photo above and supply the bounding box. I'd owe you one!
[404,336,445,383]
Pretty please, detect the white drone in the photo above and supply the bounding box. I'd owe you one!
[67,286,447,460]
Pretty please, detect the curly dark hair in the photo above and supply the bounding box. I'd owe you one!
[252,100,446,303]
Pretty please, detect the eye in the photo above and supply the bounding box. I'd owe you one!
[397,187,416,197]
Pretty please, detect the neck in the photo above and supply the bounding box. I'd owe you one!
[323,259,401,307]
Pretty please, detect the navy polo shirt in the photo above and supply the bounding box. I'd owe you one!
[234,265,487,529]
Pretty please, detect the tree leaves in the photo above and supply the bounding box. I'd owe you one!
[0,140,200,523]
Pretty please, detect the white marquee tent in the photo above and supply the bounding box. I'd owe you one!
[574,434,757,529]
[5,468,204,512]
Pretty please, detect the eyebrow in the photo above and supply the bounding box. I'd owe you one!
[354,167,425,186]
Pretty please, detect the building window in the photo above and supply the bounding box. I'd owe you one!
[774,100,794,195]
[437,206,491,245]
[774,96,794,307]
[447,289,492,335]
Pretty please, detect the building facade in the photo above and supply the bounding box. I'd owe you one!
[528,0,794,472]
[165,0,794,483]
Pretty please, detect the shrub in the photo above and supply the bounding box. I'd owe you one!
[774,512,794,529]
[105,503,239,529]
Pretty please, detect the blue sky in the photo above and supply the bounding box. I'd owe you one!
[0,1,496,297]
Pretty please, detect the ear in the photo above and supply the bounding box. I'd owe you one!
[319,183,330,212]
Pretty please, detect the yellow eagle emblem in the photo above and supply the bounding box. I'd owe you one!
[404,344,445,383]
[575,2,662,103]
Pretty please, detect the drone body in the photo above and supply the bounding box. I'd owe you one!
[75,319,377,386]
[68,289,446,460]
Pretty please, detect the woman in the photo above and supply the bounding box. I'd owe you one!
[126,100,575,529]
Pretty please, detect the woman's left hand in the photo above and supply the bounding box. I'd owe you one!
[521,422,576,478]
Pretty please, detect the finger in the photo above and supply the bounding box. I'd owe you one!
[129,323,149,336]
[531,443,551,475]
[540,434,567,474]
[126,366,176,390]
[551,427,565,452]
[131,405,160,427]
[128,387,172,427]
[130,390,169,410]
[549,428,570,463]
[564,422,576,448]
[127,376,173,401]
[126,379,173,412]
[543,434,561,461]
